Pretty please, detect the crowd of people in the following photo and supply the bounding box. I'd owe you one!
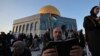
[0,26,86,56]
[0,31,41,56]
[0,5,100,56]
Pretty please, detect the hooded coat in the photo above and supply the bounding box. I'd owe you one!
[83,6,100,56]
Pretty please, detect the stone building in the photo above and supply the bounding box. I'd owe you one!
[13,5,77,37]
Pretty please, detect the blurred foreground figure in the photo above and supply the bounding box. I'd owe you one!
[0,32,12,56]
[12,41,31,56]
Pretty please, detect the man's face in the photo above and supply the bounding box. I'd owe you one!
[53,27,62,41]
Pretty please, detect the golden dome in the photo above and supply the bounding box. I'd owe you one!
[39,5,60,16]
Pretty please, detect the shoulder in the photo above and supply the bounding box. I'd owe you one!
[84,15,91,19]
[84,15,92,21]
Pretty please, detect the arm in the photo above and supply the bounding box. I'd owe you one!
[41,46,83,56]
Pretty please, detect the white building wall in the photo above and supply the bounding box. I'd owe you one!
[13,14,41,37]
[13,14,77,38]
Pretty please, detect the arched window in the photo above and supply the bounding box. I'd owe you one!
[26,23,29,32]
[34,22,38,31]
[19,25,22,32]
[16,26,18,32]
[30,23,33,31]
[22,24,25,32]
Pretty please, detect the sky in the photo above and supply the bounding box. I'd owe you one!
[0,0,99,33]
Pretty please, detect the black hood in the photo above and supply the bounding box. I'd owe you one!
[90,6,99,17]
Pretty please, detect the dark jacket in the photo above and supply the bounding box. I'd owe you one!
[83,15,100,56]
[0,35,12,56]
[18,48,31,56]
[12,48,31,56]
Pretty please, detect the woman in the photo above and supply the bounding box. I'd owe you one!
[83,6,100,56]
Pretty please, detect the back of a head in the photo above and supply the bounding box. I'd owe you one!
[13,41,25,48]
[61,25,66,30]
[12,41,26,55]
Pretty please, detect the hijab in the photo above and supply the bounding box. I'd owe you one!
[90,6,99,18]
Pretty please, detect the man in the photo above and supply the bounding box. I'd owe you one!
[41,27,83,56]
